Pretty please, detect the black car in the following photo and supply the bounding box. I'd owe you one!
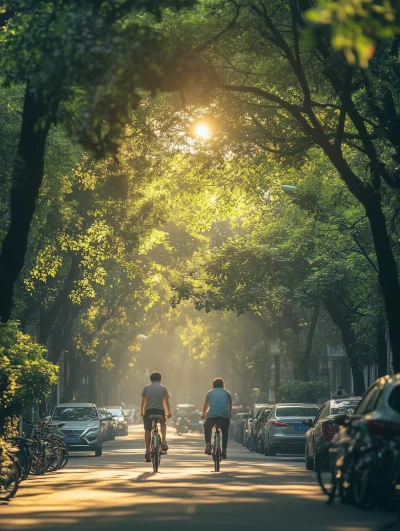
[304,396,361,470]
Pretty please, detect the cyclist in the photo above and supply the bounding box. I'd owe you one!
[141,371,172,462]
[202,377,232,460]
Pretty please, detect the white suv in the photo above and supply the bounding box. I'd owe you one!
[51,402,104,456]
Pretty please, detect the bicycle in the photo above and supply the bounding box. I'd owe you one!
[0,444,20,501]
[149,414,164,473]
[212,423,222,472]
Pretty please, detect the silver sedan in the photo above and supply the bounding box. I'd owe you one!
[264,403,320,456]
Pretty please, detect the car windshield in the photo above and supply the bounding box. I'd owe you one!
[53,407,98,421]
[276,407,319,417]
[106,408,123,417]
[331,400,361,415]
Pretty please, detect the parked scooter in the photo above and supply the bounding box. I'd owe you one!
[175,416,189,435]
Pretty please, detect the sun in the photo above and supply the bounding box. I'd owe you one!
[194,122,211,140]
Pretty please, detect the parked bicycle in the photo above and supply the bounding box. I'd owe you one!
[0,443,20,501]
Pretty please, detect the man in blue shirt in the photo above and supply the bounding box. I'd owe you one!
[202,377,232,459]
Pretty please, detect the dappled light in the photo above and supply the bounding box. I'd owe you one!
[1,429,396,531]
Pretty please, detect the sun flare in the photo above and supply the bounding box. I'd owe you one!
[194,123,211,139]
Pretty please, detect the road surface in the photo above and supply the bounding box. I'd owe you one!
[1,427,399,531]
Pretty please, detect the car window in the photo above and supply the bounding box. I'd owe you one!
[356,385,382,414]
[276,407,319,417]
[331,399,361,415]
[388,385,400,413]
[53,407,98,421]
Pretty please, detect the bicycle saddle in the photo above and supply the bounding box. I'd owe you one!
[149,415,163,420]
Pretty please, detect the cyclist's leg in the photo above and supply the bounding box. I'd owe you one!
[143,411,152,461]
[220,418,230,458]
[160,413,168,450]
[204,418,215,454]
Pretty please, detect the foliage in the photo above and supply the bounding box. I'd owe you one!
[278,379,329,404]
[0,321,58,435]
[307,0,399,67]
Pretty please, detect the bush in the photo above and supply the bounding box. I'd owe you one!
[0,321,58,436]
[278,379,329,404]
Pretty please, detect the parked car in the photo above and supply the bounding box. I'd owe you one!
[51,402,104,456]
[98,408,115,441]
[105,406,129,436]
[304,396,361,470]
[264,403,320,456]
[231,412,249,443]
[347,374,400,437]
[244,404,269,448]
[256,406,274,453]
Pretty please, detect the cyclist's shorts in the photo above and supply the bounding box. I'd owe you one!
[143,408,166,431]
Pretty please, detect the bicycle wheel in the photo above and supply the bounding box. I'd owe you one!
[30,440,47,475]
[316,446,335,499]
[352,452,375,509]
[152,449,159,473]
[214,449,220,472]
[0,454,19,501]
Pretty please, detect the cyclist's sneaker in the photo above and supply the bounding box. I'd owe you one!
[205,442,212,455]
[145,452,151,462]
[161,442,169,452]
[221,449,227,460]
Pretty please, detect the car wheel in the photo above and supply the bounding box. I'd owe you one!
[305,444,314,471]
[94,445,103,457]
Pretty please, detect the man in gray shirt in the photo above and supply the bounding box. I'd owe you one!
[202,377,232,460]
[141,371,172,462]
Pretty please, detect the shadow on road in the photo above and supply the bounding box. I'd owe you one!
[0,430,398,531]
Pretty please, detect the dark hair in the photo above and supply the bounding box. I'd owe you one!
[150,371,162,382]
[213,377,224,388]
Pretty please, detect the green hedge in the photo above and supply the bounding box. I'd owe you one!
[278,379,329,404]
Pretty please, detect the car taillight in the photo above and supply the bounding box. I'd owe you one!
[273,421,289,428]
[367,419,400,436]
[322,422,338,441]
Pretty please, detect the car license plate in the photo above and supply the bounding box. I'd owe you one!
[64,436,80,444]
[294,424,308,432]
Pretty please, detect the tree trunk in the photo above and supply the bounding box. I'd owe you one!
[62,346,81,403]
[364,194,400,373]
[87,362,100,404]
[323,294,366,395]
[376,320,388,377]
[39,256,79,345]
[301,305,320,382]
[0,86,52,322]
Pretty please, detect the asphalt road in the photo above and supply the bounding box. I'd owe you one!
[1,426,399,531]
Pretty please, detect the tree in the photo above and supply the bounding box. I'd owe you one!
[0,0,197,322]
[0,321,58,435]
[163,0,400,372]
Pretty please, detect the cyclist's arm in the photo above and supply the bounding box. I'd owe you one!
[140,396,146,417]
[228,393,232,417]
[164,396,172,418]
[202,398,209,418]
